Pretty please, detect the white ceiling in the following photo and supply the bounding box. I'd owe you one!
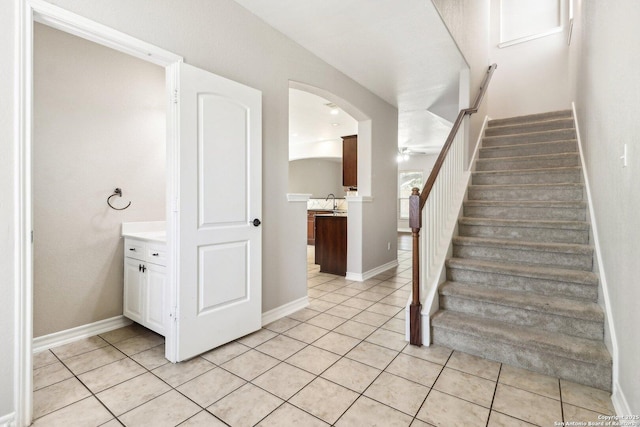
[233,0,468,153]
[289,88,358,161]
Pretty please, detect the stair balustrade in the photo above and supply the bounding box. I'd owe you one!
[409,64,497,345]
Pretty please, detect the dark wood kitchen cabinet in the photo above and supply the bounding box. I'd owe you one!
[314,215,347,276]
[307,210,332,245]
[342,134,357,189]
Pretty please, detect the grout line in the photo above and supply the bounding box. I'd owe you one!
[485,363,502,427]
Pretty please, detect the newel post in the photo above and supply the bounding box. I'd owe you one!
[409,187,422,346]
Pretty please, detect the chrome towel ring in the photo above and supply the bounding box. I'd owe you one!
[107,188,132,210]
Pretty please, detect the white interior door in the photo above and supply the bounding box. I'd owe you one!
[176,63,262,361]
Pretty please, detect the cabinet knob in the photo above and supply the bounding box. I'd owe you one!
[129,248,136,251]
[152,253,159,256]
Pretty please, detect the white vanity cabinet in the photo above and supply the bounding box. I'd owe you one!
[123,237,167,336]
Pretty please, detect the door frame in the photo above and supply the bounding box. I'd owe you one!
[16,1,183,424]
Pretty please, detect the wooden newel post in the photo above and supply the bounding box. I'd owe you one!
[409,187,422,346]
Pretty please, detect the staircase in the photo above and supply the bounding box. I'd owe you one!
[431,110,612,391]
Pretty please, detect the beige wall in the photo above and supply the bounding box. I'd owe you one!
[570,0,640,413]
[0,0,16,417]
[487,0,571,118]
[432,0,491,157]
[397,154,438,231]
[288,159,344,199]
[33,24,166,337]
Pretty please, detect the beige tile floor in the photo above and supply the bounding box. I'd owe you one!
[32,245,616,426]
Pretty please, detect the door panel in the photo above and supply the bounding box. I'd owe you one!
[198,94,248,227]
[176,63,262,361]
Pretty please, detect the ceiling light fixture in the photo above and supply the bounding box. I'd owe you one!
[330,108,339,115]
[331,123,340,127]
[397,148,411,162]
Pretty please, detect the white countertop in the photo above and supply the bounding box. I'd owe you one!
[122,221,166,243]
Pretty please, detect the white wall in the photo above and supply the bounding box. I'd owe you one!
[0,0,16,419]
[288,159,344,199]
[33,24,166,337]
[488,0,571,118]
[570,0,640,414]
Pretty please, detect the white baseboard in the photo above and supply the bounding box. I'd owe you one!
[346,259,399,282]
[572,103,620,395]
[32,315,132,353]
[612,381,636,420]
[0,412,16,427]
[262,296,309,326]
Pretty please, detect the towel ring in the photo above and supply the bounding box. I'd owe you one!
[107,188,132,210]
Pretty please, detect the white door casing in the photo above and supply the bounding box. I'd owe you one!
[176,63,262,361]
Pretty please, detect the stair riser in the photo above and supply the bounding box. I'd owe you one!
[476,155,580,171]
[459,224,589,244]
[439,295,603,340]
[483,129,577,147]
[431,328,611,391]
[453,243,593,271]
[479,141,577,159]
[485,119,574,136]
[472,170,582,185]
[488,111,573,128]
[463,205,586,221]
[446,266,598,301]
[468,186,584,202]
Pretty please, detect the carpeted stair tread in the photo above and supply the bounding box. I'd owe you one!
[476,152,581,166]
[483,128,577,147]
[485,118,575,136]
[453,236,593,255]
[459,217,589,231]
[488,110,573,128]
[464,200,587,210]
[479,140,577,158]
[473,166,582,178]
[446,257,599,285]
[467,182,585,202]
[431,310,611,366]
[440,281,603,322]
[475,152,581,172]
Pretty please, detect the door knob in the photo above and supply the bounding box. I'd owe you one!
[252,218,261,227]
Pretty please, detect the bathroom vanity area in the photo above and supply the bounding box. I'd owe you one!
[121,221,167,336]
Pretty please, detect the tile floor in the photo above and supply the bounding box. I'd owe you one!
[32,245,616,426]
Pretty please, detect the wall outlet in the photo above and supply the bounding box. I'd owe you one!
[387,242,391,251]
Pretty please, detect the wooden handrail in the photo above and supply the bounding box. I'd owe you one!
[409,63,497,346]
[419,64,497,210]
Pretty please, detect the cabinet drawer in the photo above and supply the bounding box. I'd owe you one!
[124,239,145,260]
[147,243,167,266]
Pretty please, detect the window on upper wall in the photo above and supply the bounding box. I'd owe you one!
[398,171,424,220]
[500,0,563,47]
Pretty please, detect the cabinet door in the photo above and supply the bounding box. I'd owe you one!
[145,263,166,335]
[307,213,315,245]
[123,258,144,323]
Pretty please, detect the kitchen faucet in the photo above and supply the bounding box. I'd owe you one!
[325,193,337,210]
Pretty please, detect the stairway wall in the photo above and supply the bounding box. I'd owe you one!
[487,0,571,119]
[570,0,640,414]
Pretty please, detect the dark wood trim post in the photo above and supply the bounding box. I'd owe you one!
[409,187,422,346]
